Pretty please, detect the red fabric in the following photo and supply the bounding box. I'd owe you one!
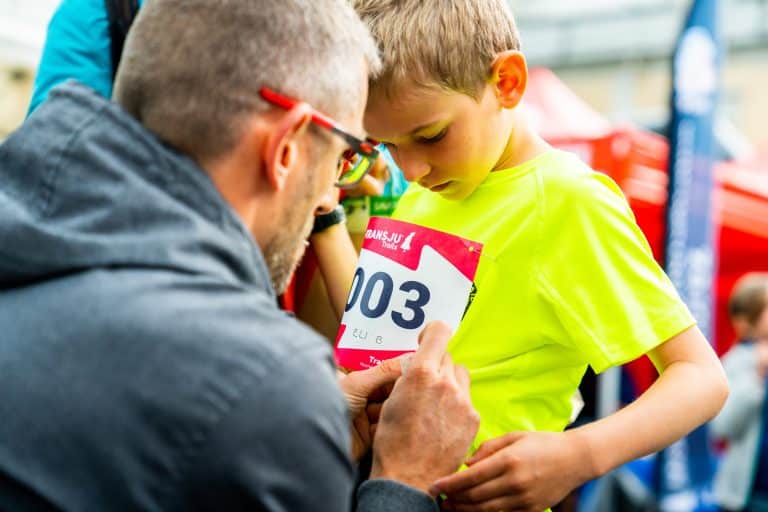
[293,248,319,314]
[278,274,296,312]
[525,68,613,141]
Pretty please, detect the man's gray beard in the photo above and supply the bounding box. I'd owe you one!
[263,215,314,295]
[264,236,302,294]
[264,148,325,295]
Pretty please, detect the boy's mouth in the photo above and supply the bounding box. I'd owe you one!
[428,182,451,192]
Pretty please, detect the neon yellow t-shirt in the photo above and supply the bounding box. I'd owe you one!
[392,149,695,448]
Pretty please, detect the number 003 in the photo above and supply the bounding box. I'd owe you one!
[344,267,431,330]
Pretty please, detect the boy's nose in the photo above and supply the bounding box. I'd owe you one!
[395,153,430,183]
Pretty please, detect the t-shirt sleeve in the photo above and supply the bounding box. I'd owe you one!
[535,169,695,373]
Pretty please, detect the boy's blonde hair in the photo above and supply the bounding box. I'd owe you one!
[352,0,521,98]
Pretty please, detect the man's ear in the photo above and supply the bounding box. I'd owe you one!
[489,50,528,109]
[262,102,314,191]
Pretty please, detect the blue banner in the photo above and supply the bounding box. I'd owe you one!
[657,1,722,510]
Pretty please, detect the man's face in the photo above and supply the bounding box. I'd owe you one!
[262,187,315,295]
[364,82,511,201]
[264,98,367,294]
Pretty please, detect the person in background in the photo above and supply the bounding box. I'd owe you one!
[28,0,141,114]
[713,273,768,512]
[0,1,479,510]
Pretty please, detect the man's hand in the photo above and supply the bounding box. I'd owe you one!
[370,321,480,496]
[433,430,593,512]
[338,358,401,461]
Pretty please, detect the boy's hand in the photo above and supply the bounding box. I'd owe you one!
[433,430,594,512]
[341,153,390,198]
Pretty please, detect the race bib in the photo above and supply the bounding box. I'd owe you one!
[335,217,482,371]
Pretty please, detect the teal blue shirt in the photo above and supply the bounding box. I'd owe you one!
[28,0,145,114]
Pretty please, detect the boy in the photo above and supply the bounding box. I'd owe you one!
[351,1,729,510]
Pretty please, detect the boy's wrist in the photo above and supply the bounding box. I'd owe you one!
[311,205,346,235]
[565,428,604,482]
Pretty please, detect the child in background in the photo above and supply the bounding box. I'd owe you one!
[351,1,728,510]
[713,273,768,512]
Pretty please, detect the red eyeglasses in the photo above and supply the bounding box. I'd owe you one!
[259,87,380,189]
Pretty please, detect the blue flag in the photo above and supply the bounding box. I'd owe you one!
[657,0,722,510]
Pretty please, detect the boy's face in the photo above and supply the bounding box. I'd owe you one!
[364,82,513,201]
[733,289,768,342]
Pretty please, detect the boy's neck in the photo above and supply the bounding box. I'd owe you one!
[492,112,551,172]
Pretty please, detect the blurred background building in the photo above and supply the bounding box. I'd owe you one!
[2,0,767,151]
[0,0,54,137]
[510,0,768,158]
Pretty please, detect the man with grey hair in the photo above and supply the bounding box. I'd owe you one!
[0,0,479,510]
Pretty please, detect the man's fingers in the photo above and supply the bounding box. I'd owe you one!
[366,402,383,424]
[399,353,413,377]
[440,351,455,378]
[340,356,404,416]
[453,364,471,392]
[411,321,453,369]
[347,355,403,393]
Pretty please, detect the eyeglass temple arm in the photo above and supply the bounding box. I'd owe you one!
[259,87,378,156]
[260,86,336,129]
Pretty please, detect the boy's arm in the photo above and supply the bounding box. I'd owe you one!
[432,325,729,512]
[574,325,727,475]
[301,156,390,329]
[308,222,358,321]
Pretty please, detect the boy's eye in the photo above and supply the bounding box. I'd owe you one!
[415,128,448,145]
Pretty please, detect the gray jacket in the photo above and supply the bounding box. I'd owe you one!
[712,342,765,510]
[0,82,437,512]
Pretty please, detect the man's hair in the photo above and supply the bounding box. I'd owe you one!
[113,0,381,163]
[351,0,520,98]
[728,273,768,325]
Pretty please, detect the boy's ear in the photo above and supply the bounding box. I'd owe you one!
[262,103,314,191]
[489,50,528,109]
